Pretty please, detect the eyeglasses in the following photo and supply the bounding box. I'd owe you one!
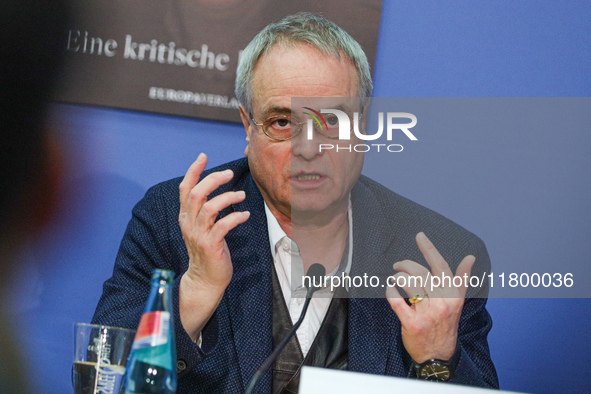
[249,113,346,141]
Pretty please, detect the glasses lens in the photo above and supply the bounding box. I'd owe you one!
[264,116,292,140]
[318,114,341,138]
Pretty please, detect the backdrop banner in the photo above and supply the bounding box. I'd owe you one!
[56,0,383,123]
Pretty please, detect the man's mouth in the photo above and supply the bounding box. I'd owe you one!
[296,174,321,181]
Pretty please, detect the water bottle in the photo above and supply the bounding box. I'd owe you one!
[123,269,177,393]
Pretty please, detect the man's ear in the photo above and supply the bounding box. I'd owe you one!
[360,104,368,134]
[238,105,251,157]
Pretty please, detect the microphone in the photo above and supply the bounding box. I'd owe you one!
[245,263,326,394]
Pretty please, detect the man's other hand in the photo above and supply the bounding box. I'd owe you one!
[386,232,474,364]
[178,153,250,341]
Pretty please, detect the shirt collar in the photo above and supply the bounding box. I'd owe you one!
[264,198,353,275]
[264,201,287,254]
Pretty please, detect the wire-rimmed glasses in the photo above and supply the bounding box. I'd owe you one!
[249,113,343,141]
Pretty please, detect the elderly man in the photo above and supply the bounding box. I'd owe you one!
[93,13,497,393]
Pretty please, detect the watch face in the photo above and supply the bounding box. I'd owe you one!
[419,362,451,381]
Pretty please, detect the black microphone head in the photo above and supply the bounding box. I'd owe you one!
[306,263,326,292]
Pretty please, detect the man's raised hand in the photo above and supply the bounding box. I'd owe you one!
[386,232,474,364]
[178,153,250,340]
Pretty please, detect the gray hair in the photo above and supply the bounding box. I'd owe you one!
[235,12,373,114]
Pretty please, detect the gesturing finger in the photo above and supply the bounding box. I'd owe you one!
[179,153,208,217]
[455,254,475,299]
[416,232,454,279]
[195,190,246,230]
[386,285,414,322]
[209,211,251,244]
[393,259,430,278]
[185,169,235,226]
[391,272,428,304]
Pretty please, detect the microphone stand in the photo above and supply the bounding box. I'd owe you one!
[245,264,326,394]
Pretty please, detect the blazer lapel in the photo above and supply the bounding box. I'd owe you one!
[225,174,274,392]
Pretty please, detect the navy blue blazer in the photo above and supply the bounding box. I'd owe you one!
[92,158,498,393]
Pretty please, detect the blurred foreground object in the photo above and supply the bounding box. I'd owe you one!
[0,0,70,392]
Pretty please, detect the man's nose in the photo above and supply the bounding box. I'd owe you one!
[291,125,323,160]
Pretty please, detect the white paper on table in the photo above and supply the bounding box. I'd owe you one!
[299,366,524,394]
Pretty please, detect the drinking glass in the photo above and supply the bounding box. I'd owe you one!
[73,323,135,394]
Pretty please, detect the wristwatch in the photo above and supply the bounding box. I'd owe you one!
[413,346,460,382]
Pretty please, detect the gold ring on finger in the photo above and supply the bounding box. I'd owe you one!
[409,292,426,305]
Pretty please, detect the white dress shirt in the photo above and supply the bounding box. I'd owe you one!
[264,201,352,357]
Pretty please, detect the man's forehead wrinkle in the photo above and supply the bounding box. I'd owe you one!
[257,98,353,119]
[263,77,357,98]
[255,82,355,115]
[326,103,353,113]
[261,105,291,118]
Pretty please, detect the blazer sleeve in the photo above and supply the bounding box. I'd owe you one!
[450,235,498,388]
[451,297,498,388]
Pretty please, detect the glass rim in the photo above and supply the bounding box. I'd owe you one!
[74,322,136,334]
